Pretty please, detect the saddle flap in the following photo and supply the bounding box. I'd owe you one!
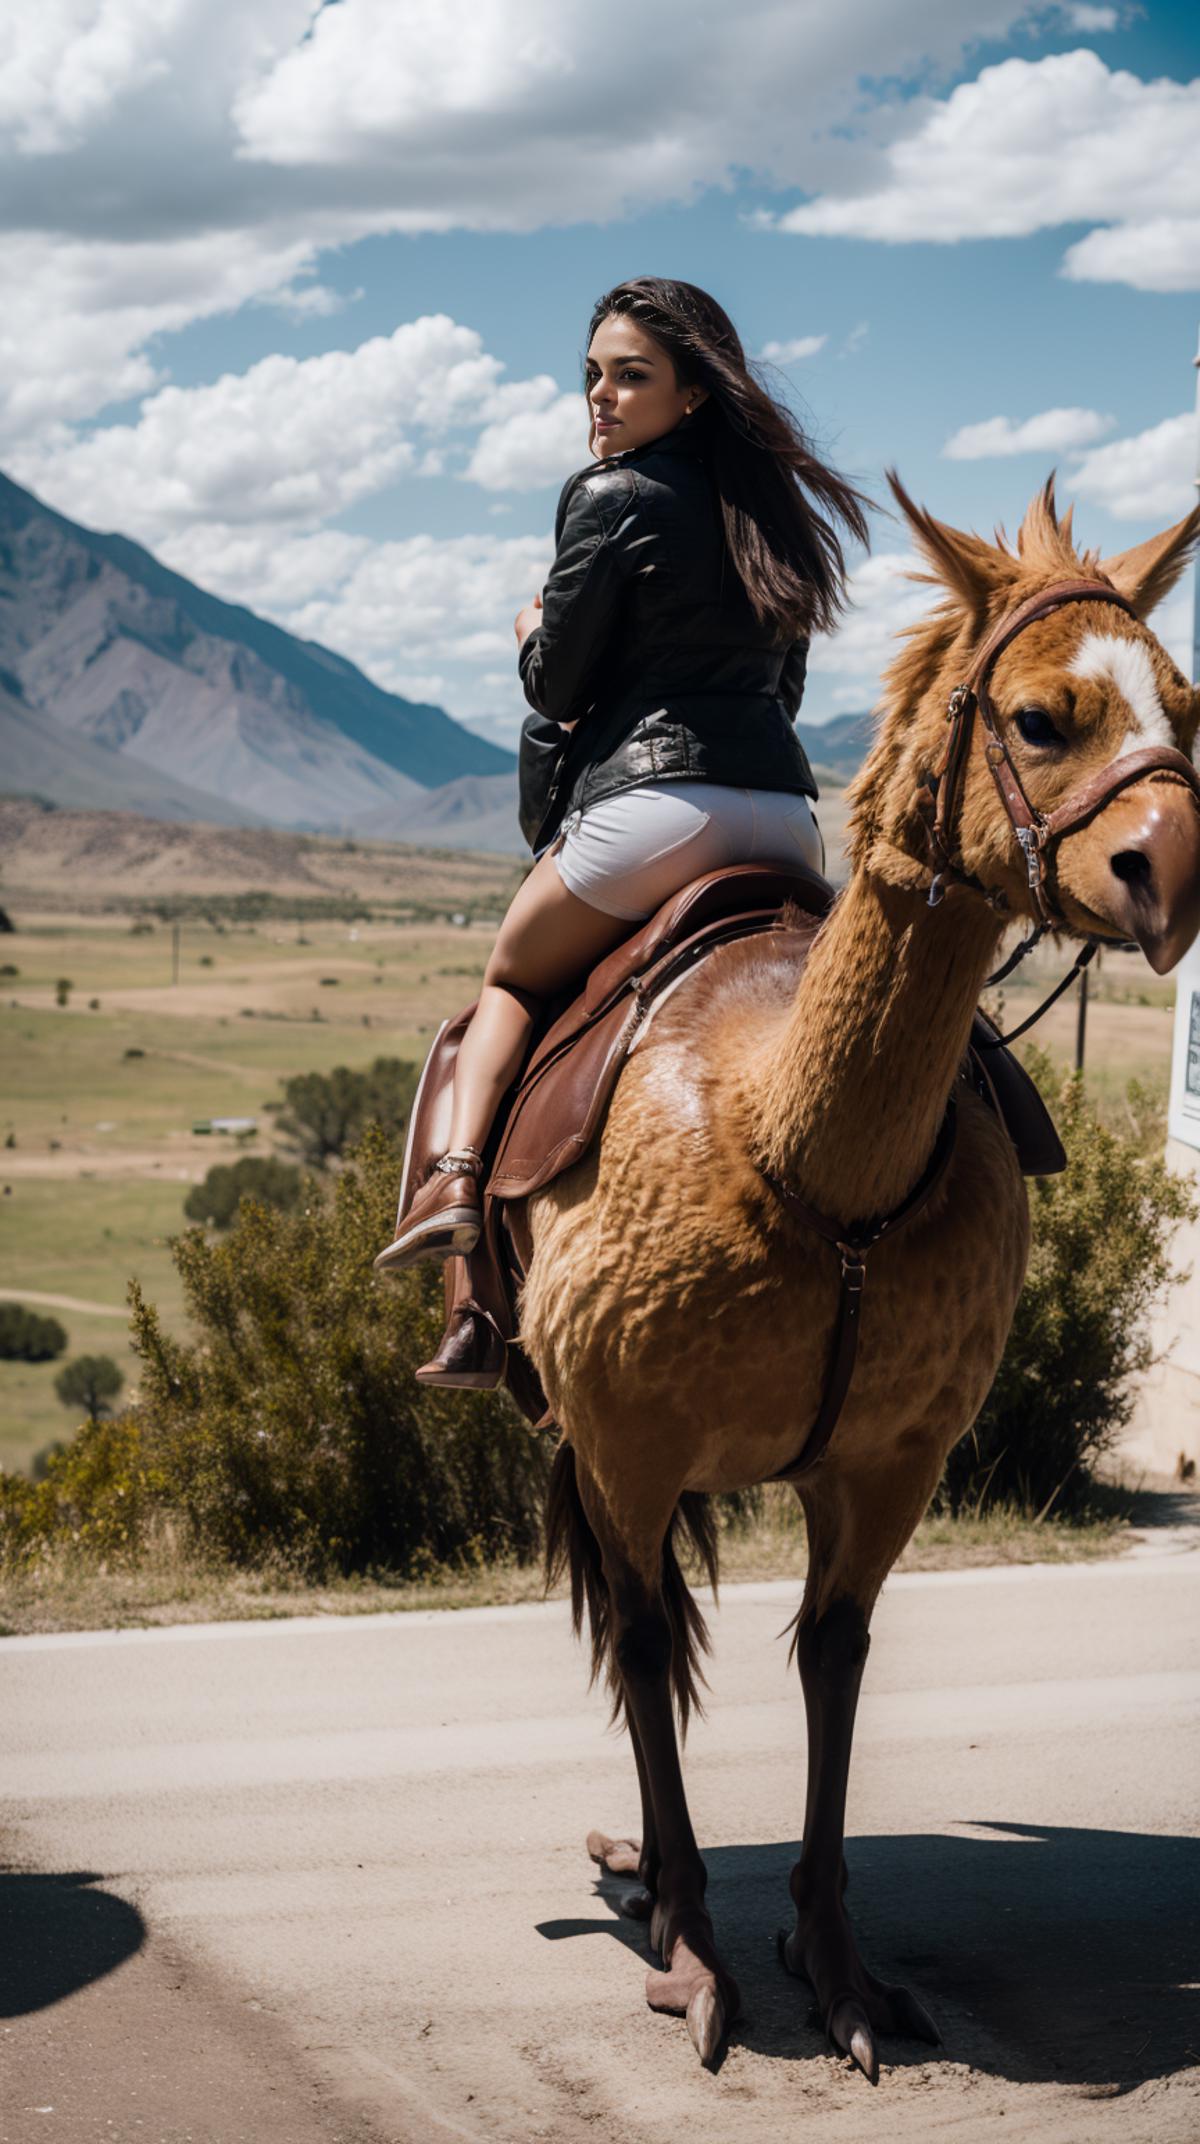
[967,1016,1067,1175]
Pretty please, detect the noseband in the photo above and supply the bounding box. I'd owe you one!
[918,578,1200,928]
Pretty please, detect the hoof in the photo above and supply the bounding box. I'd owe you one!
[778,1916,939,2083]
[645,1935,739,2070]
[828,1996,879,2086]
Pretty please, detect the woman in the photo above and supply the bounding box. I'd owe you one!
[375,277,868,1373]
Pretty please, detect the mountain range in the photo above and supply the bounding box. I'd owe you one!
[0,469,869,854]
[0,469,513,838]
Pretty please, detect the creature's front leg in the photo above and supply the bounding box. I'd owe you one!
[782,1594,940,2082]
[611,1578,740,2065]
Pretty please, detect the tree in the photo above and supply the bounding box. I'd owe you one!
[0,1304,67,1361]
[183,1154,305,1229]
[55,1354,124,1422]
[277,1056,419,1169]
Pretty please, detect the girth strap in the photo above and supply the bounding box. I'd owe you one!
[761,1102,959,1481]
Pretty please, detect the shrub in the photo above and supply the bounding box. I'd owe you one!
[183,1154,306,1229]
[277,1057,419,1169]
[54,1354,124,1422]
[0,1414,162,1564]
[0,1304,67,1361]
[55,977,72,1006]
[127,1121,545,1578]
[939,1059,1196,1520]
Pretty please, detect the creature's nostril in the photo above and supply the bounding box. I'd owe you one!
[1111,848,1153,889]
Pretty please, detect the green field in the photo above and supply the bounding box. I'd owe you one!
[0,898,1181,1477]
[0,910,496,1471]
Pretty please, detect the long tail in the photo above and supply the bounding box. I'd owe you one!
[544,1441,718,1736]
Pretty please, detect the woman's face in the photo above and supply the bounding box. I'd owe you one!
[584,315,704,458]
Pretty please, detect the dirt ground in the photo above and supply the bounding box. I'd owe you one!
[4,1549,1197,2144]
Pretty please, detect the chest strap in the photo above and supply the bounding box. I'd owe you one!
[760,1101,958,1481]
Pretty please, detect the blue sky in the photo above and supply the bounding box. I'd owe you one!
[2,1,1197,747]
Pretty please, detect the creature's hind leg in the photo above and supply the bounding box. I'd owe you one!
[781,1461,942,2084]
[574,1467,740,2067]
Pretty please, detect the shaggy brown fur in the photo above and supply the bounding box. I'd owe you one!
[523,480,1200,2072]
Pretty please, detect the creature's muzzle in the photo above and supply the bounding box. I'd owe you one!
[1058,768,1200,976]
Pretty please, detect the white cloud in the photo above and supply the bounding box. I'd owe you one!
[943,406,1115,459]
[253,276,365,321]
[758,335,828,364]
[0,3,1038,435]
[0,226,327,443]
[466,388,587,492]
[1146,585,1193,681]
[7,317,575,534]
[1063,4,1118,28]
[1068,411,1195,521]
[807,551,930,683]
[220,524,538,668]
[773,52,1200,294]
[0,0,188,155]
[159,527,372,612]
[229,0,1029,210]
[1061,216,1200,294]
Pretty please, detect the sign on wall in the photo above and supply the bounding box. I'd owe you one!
[1168,931,1200,1151]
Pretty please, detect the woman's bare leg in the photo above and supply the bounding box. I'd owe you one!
[446,848,632,1155]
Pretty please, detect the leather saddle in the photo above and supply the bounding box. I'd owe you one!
[394,861,1065,1423]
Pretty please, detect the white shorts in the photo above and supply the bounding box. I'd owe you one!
[553,780,824,922]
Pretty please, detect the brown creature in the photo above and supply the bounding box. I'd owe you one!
[517,478,1200,2077]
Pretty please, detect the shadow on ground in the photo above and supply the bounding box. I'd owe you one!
[539,1823,1199,2090]
[0,1870,145,2016]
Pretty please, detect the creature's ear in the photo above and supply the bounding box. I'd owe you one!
[1098,505,1200,619]
[886,470,1013,621]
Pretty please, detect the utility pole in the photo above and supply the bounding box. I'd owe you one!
[171,920,180,986]
[1194,322,1200,685]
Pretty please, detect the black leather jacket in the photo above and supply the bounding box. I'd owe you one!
[517,418,817,851]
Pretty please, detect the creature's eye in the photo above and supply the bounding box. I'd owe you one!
[1014,706,1065,748]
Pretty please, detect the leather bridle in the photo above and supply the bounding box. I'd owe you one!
[918,578,1200,927]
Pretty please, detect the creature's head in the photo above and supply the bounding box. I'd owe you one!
[849,477,1200,971]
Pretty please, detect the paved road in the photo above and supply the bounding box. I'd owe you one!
[3,1550,1198,2144]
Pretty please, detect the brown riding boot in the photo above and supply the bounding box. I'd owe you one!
[373,1151,482,1273]
[414,1304,506,1390]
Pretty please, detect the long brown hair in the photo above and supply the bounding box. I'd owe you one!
[585,277,869,639]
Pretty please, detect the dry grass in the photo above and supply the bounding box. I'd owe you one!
[0,1496,1129,1639]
